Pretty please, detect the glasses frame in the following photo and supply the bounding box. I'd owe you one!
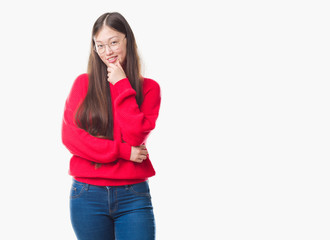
[94,36,126,55]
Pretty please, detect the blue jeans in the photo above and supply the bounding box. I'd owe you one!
[70,179,155,240]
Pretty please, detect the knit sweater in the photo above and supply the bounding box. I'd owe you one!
[61,73,161,186]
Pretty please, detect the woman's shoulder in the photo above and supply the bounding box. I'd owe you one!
[71,73,89,89]
[142,77,160,90]
[75,73,89,83]
[142,77,161,99]
[65,74,89,104]
[67,73,89,98]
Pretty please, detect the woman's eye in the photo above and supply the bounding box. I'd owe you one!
[111,41,118,45]
[97,45,104,48]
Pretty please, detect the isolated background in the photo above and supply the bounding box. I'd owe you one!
[0,0,329,239]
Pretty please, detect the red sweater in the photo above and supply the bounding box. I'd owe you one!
[62,73,161,186]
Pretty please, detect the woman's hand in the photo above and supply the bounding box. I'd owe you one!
[130,145,149,163]
[107,59,126,85]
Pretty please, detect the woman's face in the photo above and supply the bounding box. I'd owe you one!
[94,26,127,67]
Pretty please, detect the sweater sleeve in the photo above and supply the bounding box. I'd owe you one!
[61,74,131,163]
[112,78,161,146]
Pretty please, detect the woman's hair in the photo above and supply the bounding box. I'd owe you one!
[75,12,143,140]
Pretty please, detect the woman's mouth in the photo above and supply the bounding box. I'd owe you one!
[107,56,118,63]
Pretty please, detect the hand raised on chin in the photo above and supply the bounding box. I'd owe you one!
[107,59,126,85]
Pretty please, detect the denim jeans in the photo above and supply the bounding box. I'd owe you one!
[70,179,155,240]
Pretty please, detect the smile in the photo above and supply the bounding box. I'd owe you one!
[107,56,118,63]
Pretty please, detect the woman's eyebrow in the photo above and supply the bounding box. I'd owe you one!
[95,36,118,43]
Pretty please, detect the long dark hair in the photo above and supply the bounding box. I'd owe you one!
[75,12,143,140]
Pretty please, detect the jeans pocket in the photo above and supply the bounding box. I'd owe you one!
[70,180,87,199]
[128,181,151,197]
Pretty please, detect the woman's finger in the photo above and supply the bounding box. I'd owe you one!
[135,158,143,163]
[140,149,148,155]
[115,59,124,70]
[108,63,117,69]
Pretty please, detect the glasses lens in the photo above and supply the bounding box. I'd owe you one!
[94,38,122,54]
[94,45,104,54]
[99,47,105,54]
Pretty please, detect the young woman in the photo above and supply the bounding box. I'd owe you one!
[61,12,161,240]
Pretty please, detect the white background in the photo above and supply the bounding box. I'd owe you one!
[0,0,329,239]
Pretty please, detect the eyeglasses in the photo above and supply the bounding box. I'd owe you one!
[94,37,126,54]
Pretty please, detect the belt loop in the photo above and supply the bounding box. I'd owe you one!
[84,183,90,191]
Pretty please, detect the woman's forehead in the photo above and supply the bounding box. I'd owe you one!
[94,26,123,42]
